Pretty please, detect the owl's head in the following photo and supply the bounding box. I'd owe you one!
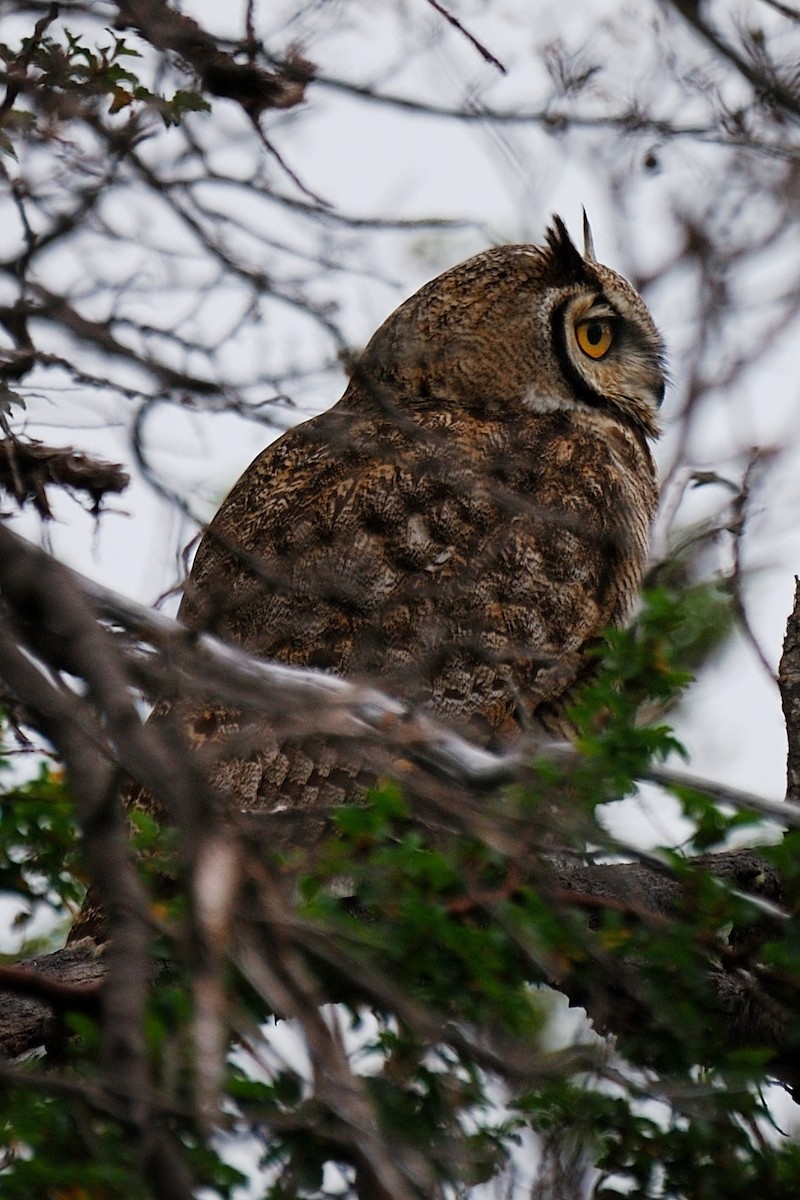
[355,216,666,438]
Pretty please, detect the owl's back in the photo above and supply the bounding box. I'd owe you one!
[178,392,657,815]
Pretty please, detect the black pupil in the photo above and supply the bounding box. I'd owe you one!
[586,322,604,345]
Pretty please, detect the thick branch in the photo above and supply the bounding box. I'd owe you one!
[0,527,796,1090]
[0,3,58,131]
[0,847,791,1078]
[0,438,129,516]
[779,577,800,802]
[0,524,791,828]
[0,943,105,1058]
[669,0,800,122]
[113,0,312,118]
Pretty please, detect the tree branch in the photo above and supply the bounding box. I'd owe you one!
[112,0,312,118]
[0,438,129,516]
[779,577,800,803]
[0,526,796,1094]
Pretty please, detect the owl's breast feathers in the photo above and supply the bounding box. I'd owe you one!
[180,400,657,793]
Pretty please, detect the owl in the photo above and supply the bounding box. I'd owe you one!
[171,216,665,836]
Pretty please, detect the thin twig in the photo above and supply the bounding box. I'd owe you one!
[423,0,507,73]
[0,2,59,130]
[0,524,788,823]
[644,763,795,826]
[727,449,778,683]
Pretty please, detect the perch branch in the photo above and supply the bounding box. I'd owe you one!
[779,577,800,803]
[113,0,313,117]
[0,527,795,1089]
[0,438,129,516]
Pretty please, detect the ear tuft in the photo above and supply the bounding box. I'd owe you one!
[582,208,596,262]
[544,215,590,283]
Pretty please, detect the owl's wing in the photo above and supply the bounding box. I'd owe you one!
[68,400,653,955]
[167,403,643,823]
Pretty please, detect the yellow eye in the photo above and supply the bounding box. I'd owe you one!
[576,319,614,360]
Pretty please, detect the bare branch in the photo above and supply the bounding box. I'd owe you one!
[779,577,800,804]
[1,524,792,832]
[642,763,795,826]
[0,960,102,1010]
[726,449,778,683]
[0,2,59,131]
[0,942,105,1058]
[0,438,129,516]
[422,0,507,74]
[668,0,800,121]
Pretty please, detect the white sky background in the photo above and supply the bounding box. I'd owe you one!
[4,0,800,1189]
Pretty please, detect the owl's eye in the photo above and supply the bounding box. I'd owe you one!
[575,318,614,360]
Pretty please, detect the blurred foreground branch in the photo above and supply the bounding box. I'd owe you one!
[0,526,797,1096]
[112,0,313,118]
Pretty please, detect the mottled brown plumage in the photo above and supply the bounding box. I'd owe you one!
[172,217,665,824]
[68,219,665,945]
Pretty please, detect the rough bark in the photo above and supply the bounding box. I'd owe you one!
[112,0,313,118]
[0,439,129,516]
[779,577,800,803]
[0,942,105,1058]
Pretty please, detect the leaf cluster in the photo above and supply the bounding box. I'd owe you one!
[0,728,82,945]
[0,24,210,160]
